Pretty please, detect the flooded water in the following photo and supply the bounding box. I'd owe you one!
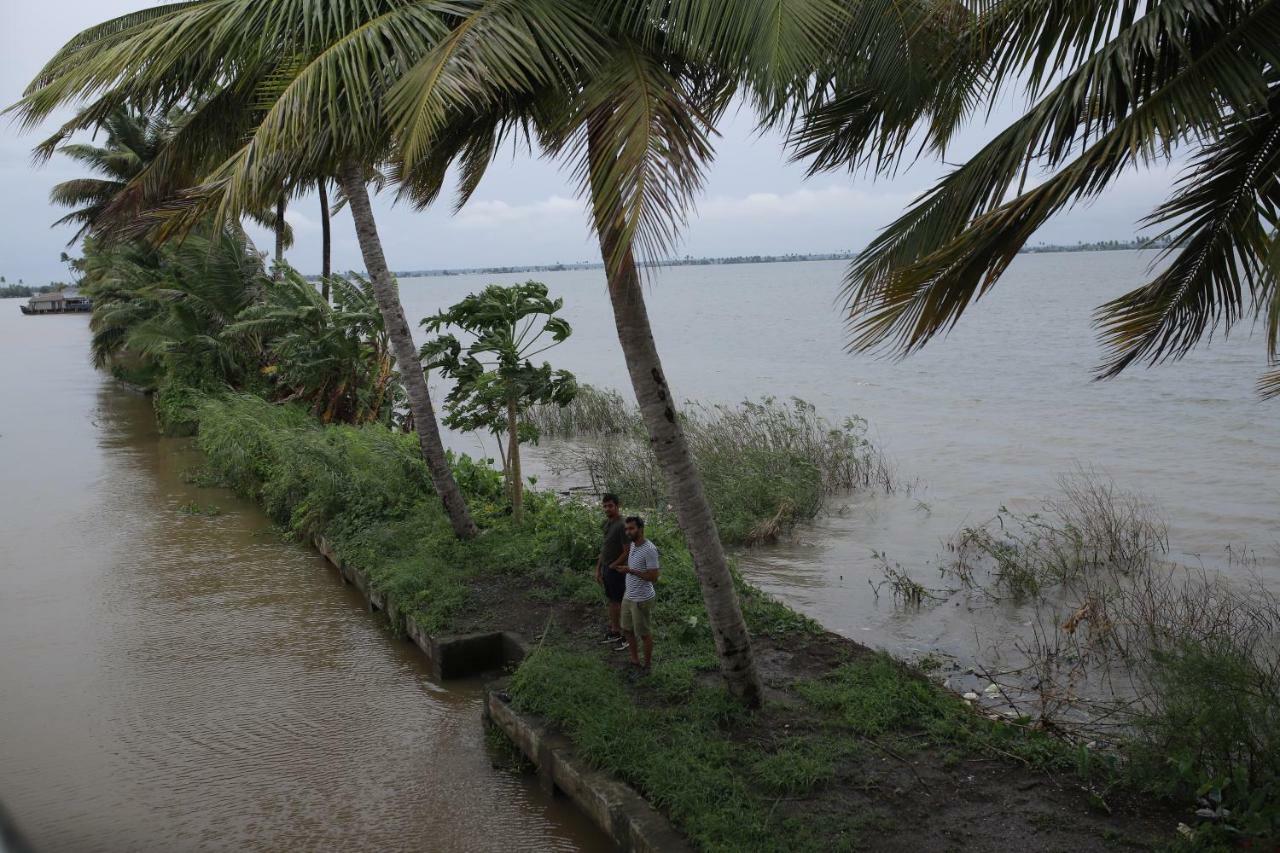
[2,249,1276,846]
[0,304,609,851]
[396,251,1279,659]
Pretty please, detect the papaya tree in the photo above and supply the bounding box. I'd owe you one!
[420,281,577,523]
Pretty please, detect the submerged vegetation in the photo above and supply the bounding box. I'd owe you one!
[537,387,894,544]
[878,471,1280,843]
[950,471,1171,598]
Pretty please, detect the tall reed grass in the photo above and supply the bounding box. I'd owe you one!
[539,390,894,545]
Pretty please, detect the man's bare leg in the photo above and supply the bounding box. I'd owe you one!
[608,601,621,635]
[641,635,652,669]
[624,629,640,665]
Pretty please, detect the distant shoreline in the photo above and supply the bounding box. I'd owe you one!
[368,239,1170,280]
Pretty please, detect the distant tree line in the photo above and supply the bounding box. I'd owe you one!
[376,243,1175,280]
[0,281,68,299]
[1022,237,1177,254]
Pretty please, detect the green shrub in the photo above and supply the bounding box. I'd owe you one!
[526,383,633,436]
[1126,636,1280,842]
[153,380,207,436]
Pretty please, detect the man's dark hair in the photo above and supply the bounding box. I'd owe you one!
[624,515,645,529]
[602,493,619,505]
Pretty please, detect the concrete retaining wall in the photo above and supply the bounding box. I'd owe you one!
[309,535,690,851]
[485,689,692,853]
[313,536,525,680]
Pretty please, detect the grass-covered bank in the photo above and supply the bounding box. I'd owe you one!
[173,391,1206,852]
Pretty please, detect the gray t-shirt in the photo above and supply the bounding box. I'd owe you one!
[600,517,627,569]
[624,539,659,601]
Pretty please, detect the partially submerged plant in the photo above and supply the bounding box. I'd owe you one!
[950,469,1168,598]
[938,471,1280,838]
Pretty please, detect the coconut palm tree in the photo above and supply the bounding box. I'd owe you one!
[388,0,845,706]
[48,107,173,242]
[12,0,479,538]
[793,0,1280,396]
[46,99,292,249]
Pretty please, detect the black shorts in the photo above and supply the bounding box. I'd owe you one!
[603,569,626,603]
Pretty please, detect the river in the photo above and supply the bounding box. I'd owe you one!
[396,251,1279,659]
[0,305,608,850]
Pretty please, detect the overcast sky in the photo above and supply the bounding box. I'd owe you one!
[1,1,1180,284]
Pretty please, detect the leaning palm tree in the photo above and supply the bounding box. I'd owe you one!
[12,0,479,538]
[388,0,845,706]
[793,0,1280,396]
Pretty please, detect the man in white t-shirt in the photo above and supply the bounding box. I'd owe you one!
[613,516,660,671]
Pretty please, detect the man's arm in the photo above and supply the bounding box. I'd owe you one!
[611,543,633,572]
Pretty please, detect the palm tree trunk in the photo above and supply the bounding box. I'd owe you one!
[336,160,478,539]
[274,195,287,271]
[585,118,763,707]
[318,178,332,302]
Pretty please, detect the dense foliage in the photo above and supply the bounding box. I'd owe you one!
[420,281,578,522]
[227,272,401,425]
[79,221,402,434]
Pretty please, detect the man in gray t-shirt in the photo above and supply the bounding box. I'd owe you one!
[613,516,660,670]
[594,493,627,643]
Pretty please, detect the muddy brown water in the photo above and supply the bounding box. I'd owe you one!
[0,304,610,851]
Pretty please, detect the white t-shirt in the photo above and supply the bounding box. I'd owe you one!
[624,539,659,602]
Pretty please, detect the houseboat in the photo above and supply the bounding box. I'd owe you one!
[19,291,92,315]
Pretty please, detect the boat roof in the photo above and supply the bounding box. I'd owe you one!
[29,291,84,302]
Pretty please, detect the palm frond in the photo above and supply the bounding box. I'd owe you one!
[387,0,605,169]
[841,0,1280,355]
[1096,98,1280,377]
[549,42,722,275]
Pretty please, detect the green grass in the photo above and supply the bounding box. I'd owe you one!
[192,393,607,634]
[506,643,1100,852]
